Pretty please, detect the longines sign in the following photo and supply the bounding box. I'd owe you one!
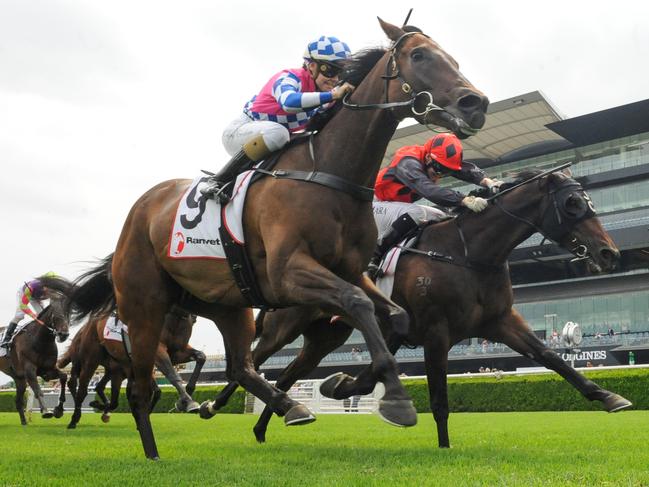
[560,350,607,362]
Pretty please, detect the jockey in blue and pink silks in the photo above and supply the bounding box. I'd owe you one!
[203,35,355,201]
[1,273,55,350]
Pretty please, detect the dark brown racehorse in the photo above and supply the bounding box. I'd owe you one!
[209,169,632,445]
[62,19,489,458]
[58,306,205,429]
[0,292,69,425]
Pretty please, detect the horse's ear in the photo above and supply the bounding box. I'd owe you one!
[378,17,406,42]
[561,167,573,178]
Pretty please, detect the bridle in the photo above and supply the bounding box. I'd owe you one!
[489,169,598,263]
[341,31,476,134]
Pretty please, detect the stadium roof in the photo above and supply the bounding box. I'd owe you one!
[383,90,567,166]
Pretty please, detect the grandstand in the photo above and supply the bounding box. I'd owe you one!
[182,91,649,382]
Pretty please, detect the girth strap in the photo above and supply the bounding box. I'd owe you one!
[218,224,273,309]
[253,169,374,202]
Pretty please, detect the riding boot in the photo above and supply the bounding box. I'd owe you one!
[367,213,419,280]
[1,321,18,350]
[202,134,272,202]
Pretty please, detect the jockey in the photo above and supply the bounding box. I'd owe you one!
[368,133,503,278]
[203,35,355,201]
[1,273,55,350]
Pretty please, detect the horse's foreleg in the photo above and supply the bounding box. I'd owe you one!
[15,377,28,425]
[24,363,52,418]
[155,346,199,413]
[491,310,632,412]
[253,318,352,443]
[53,369,67,418]
[270,258,415,427]
[183,347,206,397]
[423,337,451,448]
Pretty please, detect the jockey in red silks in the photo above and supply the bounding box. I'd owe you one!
[203,35,355,201]
[1,273,54,350]
[368,133,503,278]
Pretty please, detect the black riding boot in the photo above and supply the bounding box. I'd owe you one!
[1,321,18,350]
[367,213,419,280]
[201,151,254,202]
[202,134,272,202]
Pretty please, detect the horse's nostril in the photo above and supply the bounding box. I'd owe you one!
[458,94,483,111]
[600,248,620,265]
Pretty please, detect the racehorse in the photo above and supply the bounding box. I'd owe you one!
[0,292,69,425]
[57,305,205,429]
[207,169,632,445]
[62,19,489,458]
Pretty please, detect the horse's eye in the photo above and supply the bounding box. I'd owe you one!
[411,50,424,62]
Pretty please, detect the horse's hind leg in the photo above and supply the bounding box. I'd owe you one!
[155,345,199,413]
[253,318,352,443]
[90,373,111,410]
[182,347,206,397]
[422,336,451,448]
[205,307,313,426]
[491,310,632,412]
[68,361,95,429]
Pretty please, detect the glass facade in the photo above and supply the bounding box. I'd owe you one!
[514,289,649,336]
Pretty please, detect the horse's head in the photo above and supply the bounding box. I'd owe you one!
[39,291,70,343]
[500,170,620,273]
[378,18,488,138]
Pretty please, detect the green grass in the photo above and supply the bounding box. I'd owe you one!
[0,411,648,486]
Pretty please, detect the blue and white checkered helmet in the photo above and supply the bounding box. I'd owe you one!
[303,36,351,63]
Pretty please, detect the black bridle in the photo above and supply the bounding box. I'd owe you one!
[341,32,477,135]
[490,168,598,262]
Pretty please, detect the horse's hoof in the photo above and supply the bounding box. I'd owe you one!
[377,399,417,427]
[53,406,64,418]
[176,399,200,413]
[67,422,77,430]
[41,411,54,419]
[21,421,27,426]
[186,401,200,413]
[89,400,105,410]
[199,401,216,420]
[253,425,267,444]
[319,372,353,400]
[284,404,316,426]
[101,413,111,423]
[604,393,632,412]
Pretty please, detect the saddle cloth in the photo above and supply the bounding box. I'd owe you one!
[168,169,256,259]
[375,237,417,298]
[103,315,128,342]
[0,321,35,357]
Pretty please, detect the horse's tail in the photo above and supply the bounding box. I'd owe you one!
[67,253,116,321]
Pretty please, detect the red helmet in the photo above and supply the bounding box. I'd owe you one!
[423,133,463,171]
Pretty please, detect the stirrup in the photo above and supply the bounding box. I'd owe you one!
[200,180,233,203]
[367,262,381,281]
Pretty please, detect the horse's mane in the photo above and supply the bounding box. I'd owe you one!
[306,47,387,132]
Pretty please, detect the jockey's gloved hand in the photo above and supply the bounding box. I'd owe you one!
[462,195,489,212]
[331,82,355,100]
[481,177,504,190]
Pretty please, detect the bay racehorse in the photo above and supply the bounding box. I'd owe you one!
[57,303,205,429]
[0,292,69,425]
[208,169,632,444]
[63,19,489,458]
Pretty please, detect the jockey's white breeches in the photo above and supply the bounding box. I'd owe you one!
[222,113,291,156]
[372,201,446,240]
